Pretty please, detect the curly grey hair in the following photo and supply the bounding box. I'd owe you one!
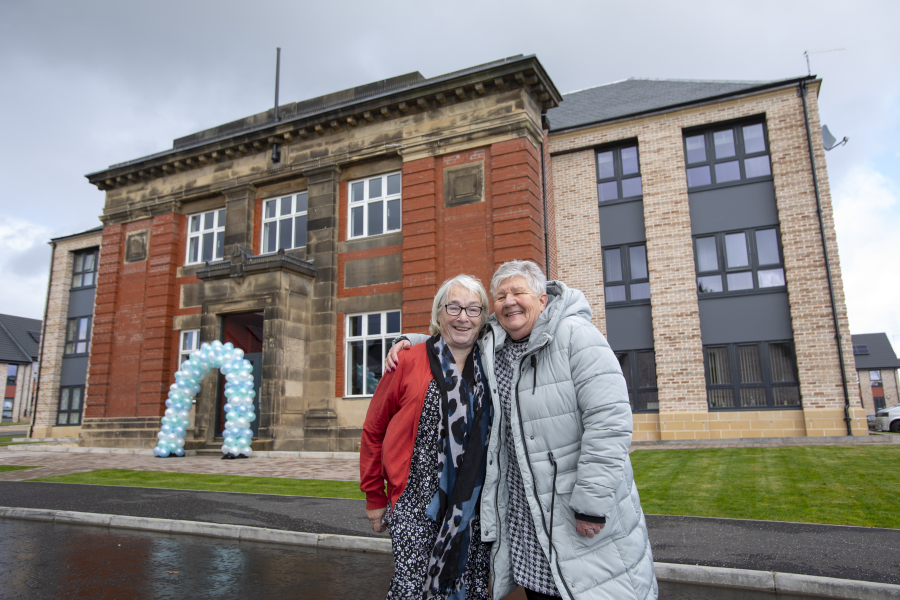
[429,274,490,336]
[490,260,547,298]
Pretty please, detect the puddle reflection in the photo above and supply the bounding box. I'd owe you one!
[0,519,394,599]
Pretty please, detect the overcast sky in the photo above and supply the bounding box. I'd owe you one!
[1,0,897,351]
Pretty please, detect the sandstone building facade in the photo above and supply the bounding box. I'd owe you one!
[71,55,561,450]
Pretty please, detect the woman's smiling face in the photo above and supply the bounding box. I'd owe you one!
[492,275,547,341]
[438,286,484,353]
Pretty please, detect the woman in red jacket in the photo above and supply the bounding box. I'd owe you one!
[360,274,493,600]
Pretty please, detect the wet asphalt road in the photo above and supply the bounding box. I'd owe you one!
[0,481,388,538]
[0,518,396,600]
[1,481,899,585]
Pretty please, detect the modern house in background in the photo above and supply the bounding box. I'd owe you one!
[0,313,41,422]
[549,76,866,439]
[851,333,900,414]
[29,55,865,448]
[30,226,103,438]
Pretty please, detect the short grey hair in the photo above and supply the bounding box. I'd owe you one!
[430,274,489,336]
[490,260,547,298]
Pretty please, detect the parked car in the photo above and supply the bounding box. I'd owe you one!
[874,405,900,433]
[868,413,878,430]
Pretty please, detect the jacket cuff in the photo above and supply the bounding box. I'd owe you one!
[574,512,606,524]
[365,493,388,511]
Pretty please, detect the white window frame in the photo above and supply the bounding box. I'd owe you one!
[870,370,882,383]
[261,192,308,254]
[186,208,225,265]
[179,329,200,367]
[348,172,402,240]
[345,310,401,397]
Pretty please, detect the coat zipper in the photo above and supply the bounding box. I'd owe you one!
[515,351,575,600]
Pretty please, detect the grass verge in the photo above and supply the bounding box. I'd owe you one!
[0,422,30,427]
[0,466,38,473]
[30,469,365,499]
[631,445,900,528]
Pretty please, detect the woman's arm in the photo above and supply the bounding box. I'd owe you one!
[384,333,430,371]
[359,366,402,513]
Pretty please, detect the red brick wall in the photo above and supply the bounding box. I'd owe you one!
[334,180,403,397]
[86,214,182,419]
[402,138,546,332]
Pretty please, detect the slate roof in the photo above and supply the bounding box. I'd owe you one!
[0,313,42,364]
[50,225,104,243]
[851,333,900,370]
[546,76,812,133]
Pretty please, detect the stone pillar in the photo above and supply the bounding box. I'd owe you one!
[303,164,341,450]
[223,184,257,256]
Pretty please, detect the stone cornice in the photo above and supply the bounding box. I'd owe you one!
[86,56,560,191]
[196,245,317,282]
[99,111,539,225]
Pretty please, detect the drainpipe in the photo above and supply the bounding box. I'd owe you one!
[799,80,853,435]
[29,241,56,439]
[540,119,550,276]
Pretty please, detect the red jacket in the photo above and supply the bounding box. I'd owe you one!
[359,344,434,511]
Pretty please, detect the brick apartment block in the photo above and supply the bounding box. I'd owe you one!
[548,77,865,440]
[31,55,867,448]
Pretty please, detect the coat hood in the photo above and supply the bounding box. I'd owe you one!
[485,280,593,351]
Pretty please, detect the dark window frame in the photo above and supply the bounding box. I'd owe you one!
[683,117,773,191]
[693,226,786,297]
[64,316,92,357]
[616,349,659,413]
[603,243,651,305]
[71,248,99,290]
[703,340,802,411]
[56,385,84,426]
[594,140,643,206]
[6,364,17,386]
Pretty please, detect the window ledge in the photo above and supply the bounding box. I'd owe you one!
[687,175,774,194]
[606,299,652,308]
[698,286,787,300]
[597,196,643,208]
[343,395,374,400]
[708,405,803,412]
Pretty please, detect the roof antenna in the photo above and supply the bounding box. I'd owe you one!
[271,47,282,163]
[803,48,845,76]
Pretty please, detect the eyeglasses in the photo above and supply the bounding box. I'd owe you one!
[444,304,484,317]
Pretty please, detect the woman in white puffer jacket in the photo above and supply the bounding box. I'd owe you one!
[387,260,657,600]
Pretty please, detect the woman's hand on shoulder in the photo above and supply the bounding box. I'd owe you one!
[366,507,388,533]
[384,339,411,372]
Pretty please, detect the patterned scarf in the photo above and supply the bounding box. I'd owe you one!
[423,336,492,600]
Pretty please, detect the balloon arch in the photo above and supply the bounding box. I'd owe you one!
[154,340,257,458]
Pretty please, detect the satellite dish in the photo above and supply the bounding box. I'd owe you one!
[822,124,848,151]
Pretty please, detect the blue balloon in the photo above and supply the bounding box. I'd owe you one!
[173,426,186,437]
[174,447,185,457]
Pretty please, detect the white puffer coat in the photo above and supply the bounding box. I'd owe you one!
[407,281,657,599]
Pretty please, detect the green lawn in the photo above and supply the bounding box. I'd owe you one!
[631,445,900,528]
[0,466,38,473]
[0,422,30,427]
[31,469,366,499]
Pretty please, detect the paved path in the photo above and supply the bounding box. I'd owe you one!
[0,449,360,482]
